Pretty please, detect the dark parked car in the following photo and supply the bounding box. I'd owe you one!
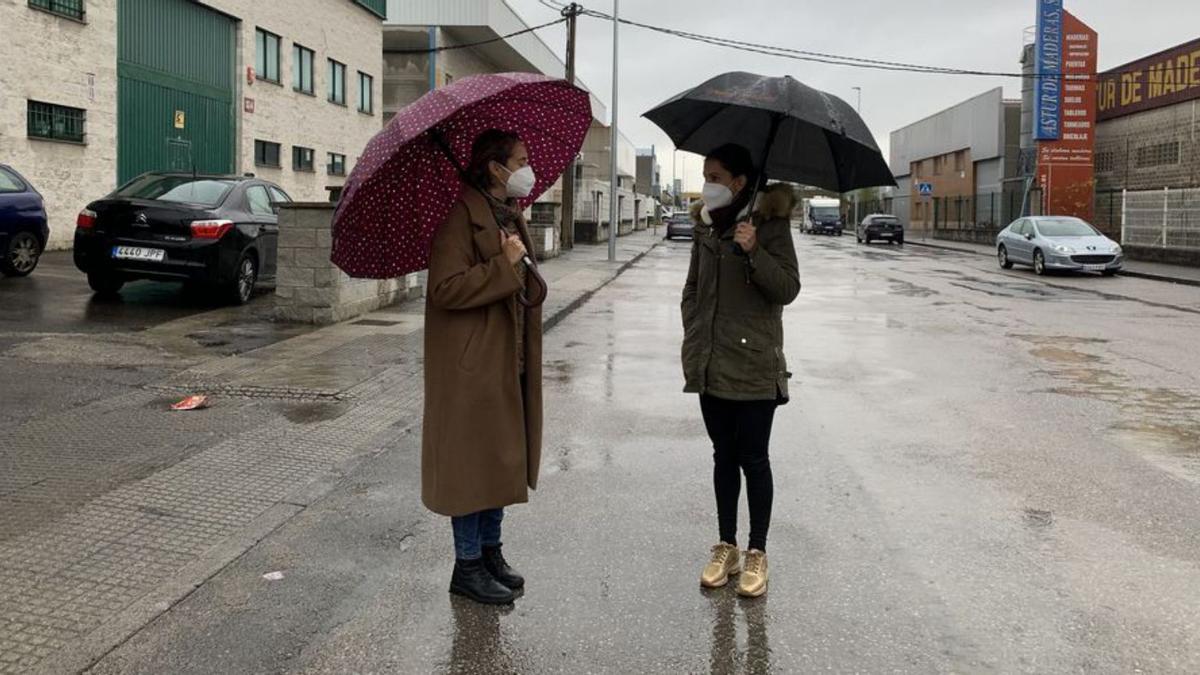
[665,214,695,240]
[857,214,904,245]
[0,164,50,277]
[74,173,291,304]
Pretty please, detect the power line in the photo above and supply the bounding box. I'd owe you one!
[383,16,567,55]
[572,4,1139,83]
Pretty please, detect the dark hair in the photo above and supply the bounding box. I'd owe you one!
[706,143,759,219]
[706,143,757,186]
[466,129,521,190]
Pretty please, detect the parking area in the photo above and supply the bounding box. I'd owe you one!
[0,252,305,428]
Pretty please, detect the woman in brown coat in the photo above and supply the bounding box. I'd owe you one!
[423,129,546,606]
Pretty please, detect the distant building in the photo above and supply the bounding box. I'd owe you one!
[889,88,1022,239]
[0,0,385,248]
[636,147,662,226]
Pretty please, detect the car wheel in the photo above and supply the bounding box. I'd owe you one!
[228,252,258,305]
[1033,249,1047,276]
[87,272,125,296]
[895,237,905,246]
[1,231,42,277]
[998,245,1013,269]
[836,230,843,237]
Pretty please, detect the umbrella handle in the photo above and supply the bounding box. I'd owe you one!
[517,258,548,308]
[731,113,785,258]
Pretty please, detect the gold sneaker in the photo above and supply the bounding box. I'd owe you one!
[737,549,768,598]
[701,543,741,588]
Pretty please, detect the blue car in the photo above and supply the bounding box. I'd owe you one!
[0,164,50,277]
[996,216,1123,276]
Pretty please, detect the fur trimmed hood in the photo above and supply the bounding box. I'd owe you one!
[691,183,797,225]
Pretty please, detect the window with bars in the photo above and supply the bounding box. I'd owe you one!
[27,101,86,143]
[255,140,281,168]
[293,44,314,95]
[328,60,346,105]
[293,146,315,172]
[29,0,85,21]
[1095,151,1115,174]
[1135,141,1180,169]
[255,28,281,84]
[358,72,374,114]
[328,153,346,176]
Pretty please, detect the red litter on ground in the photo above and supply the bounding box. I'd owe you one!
[170,395,210,411]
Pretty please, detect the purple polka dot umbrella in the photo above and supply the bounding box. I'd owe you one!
[331,73,593,279]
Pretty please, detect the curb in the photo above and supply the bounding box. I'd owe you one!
[542,241,661,333]
[906,239,1200,287]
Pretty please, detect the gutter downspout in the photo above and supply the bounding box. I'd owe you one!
[428,27,437,92]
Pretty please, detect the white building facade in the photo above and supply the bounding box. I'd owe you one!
[1,0,384,248]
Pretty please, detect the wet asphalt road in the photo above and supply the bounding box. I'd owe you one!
[89,235,1200,674]
[0,252,303,427]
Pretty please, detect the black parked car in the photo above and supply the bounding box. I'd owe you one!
[857,214,904,245]
[74,173,291,304]
[0,164,50,277]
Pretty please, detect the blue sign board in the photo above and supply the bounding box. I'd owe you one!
[1034,0,1063,141]
[918,183,933,196]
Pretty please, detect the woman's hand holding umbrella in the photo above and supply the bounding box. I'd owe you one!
[733,222,758,254]
[501,231,528,265]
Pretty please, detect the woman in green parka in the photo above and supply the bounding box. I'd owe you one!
[681,143,800,598]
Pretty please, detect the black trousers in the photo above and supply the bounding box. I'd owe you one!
[700,395,777,552]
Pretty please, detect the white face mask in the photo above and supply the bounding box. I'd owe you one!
[500,164,537,199]
[702,182,734,210]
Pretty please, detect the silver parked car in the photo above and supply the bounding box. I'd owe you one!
[665,214,694,240]
[996,216,1123,276]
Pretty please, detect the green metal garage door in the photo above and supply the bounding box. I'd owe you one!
[117,0,235,184]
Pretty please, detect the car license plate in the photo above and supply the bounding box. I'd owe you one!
[112,246,165,262]
[879,232,893,238]
[1083,264,1106,272]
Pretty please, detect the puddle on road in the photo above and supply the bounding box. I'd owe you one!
[886,277,940,298]
[1016,334,1200,477]
[280,401,349,424]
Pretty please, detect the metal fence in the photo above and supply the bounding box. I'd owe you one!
[1101,187,1200,251]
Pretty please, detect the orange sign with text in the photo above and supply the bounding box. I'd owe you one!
[1037,11,1098,221]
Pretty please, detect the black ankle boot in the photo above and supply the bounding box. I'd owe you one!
[450,558,514,605]
[482,544,525,590]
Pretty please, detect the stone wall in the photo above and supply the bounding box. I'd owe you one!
[0,0,118,249]
[275,203,416,324]
[0,0,381,250]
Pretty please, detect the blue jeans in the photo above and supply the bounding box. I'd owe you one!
[451,508,503,560]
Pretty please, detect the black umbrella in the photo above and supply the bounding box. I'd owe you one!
[644,71,895,193]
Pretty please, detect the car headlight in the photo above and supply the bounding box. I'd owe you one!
[1052,244,1075,254]
[1112,244,1123,255]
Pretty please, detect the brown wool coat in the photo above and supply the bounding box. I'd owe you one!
[422,187,543,517]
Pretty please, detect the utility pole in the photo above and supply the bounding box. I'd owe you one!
[852,86,862,113]
[607,0,620,262]
[559,3,581,252]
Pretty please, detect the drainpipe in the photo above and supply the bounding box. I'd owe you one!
[428,27,437,92]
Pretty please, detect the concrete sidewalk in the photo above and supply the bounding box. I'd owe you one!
[906,237,1200,286]
[2,230,662,675]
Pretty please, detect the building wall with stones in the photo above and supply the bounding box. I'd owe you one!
[1095,99,1200,192]
[0,0,118,248]
[0,0,382,249]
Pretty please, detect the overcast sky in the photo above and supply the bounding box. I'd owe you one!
[507,0,1198,192]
